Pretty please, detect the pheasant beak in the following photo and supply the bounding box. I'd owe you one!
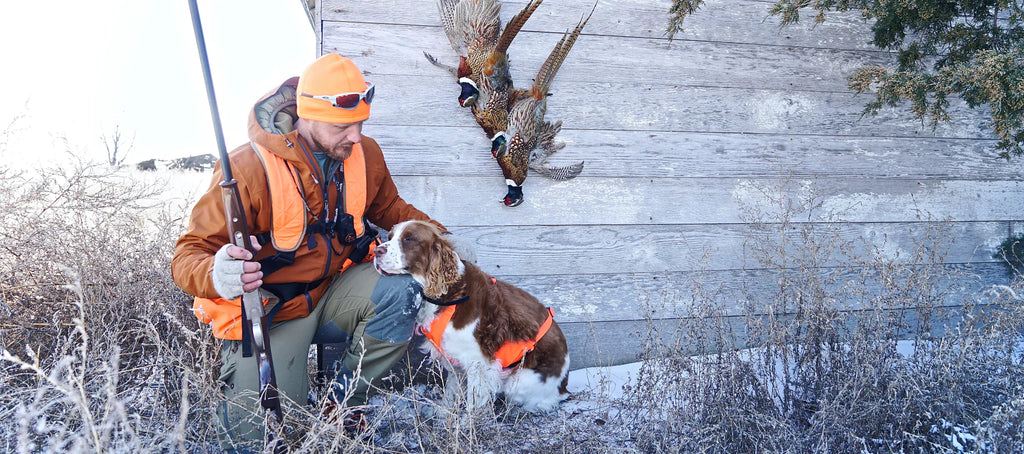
[502,185,524,207]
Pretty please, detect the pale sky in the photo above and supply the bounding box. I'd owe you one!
[0,0,315,167]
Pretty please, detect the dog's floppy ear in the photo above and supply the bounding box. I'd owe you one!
[424,235,461,298]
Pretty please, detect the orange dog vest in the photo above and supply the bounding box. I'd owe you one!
[420,278,556,368]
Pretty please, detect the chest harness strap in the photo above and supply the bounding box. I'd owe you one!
[191,141,375,346]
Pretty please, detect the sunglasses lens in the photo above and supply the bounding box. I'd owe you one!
[363,85,374,105]
[318,84,373,109]
[334,93,361,109]
[335,93,360,109]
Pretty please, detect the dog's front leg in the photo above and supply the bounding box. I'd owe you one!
[442,368,466,409]
[464,362,500,410]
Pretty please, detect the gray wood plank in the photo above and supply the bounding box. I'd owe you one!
[562,298,983,369]
[321,21,889,93]
[437,222,1011,277]
[390,176,1024,225]
[503,263,1014,324]
[320,0,881,51]
[367,125,1012,179]
[356,74,993,139]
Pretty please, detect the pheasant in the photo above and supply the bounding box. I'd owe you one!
[424,0,540,112]
[469,0,542,155]
[496,8,591,207]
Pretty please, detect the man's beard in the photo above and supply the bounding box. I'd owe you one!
[311,133,353,161]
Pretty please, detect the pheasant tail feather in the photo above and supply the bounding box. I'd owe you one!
[494,0,544,54]
[532,4,595,98]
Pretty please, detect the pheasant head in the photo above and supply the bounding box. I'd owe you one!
[456,57,478,107]
[490,131,508,158]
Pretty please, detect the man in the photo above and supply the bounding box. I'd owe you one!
[172,54,461,450]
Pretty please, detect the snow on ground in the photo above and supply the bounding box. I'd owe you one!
[360,362,644,452]
[568,362,640,402]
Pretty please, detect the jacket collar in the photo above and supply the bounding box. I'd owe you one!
[248,77,305,164]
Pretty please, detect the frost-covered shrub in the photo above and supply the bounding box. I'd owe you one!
[623,178,1024,453]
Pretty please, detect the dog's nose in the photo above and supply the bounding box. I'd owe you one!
[376,244,388,256]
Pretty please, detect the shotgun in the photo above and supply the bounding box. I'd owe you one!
[186,0,284,432]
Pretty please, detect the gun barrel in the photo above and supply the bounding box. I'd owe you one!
[187,0,233,182]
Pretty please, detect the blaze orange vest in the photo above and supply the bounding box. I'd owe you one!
[421,278,556,368]
[192,142,371,340]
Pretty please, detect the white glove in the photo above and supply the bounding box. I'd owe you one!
[443,232,477,264]
[211,244,247,299]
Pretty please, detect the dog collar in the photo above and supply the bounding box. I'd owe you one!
[421,293,469,306]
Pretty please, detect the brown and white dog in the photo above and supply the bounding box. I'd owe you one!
[373,220,570,412]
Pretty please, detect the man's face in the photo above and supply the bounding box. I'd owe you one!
[307,120,363,160]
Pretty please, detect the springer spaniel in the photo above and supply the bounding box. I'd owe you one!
[373,220,570,413]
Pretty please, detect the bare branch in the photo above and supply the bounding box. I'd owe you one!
[100,125,135,168]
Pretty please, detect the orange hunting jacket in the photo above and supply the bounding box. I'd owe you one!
[171,77,438,340]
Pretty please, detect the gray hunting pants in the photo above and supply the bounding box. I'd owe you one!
[215,263,421,451]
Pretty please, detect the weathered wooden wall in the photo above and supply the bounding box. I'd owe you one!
[306,0,1023,368]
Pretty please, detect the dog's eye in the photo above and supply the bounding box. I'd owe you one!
[403,236,418,243]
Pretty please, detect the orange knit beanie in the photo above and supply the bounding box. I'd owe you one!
[296,54,371,123]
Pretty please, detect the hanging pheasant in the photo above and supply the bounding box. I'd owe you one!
[471,0,542,156]
[424,0,539,112]
[425,0,590,206]
[497,8,592,207]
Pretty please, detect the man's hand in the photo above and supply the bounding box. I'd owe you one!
[211,236,262,299]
